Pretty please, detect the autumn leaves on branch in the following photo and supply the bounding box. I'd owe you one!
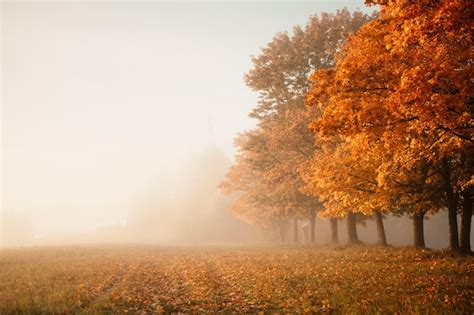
[220,1,473,253]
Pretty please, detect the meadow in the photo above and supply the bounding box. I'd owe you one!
[0,245,472,314]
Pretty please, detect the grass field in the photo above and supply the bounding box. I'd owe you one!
[0,245,472,314]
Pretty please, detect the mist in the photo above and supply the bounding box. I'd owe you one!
[2,145,263,247]
[1,2,473,313]
[2,1,470,251]
[2,1,370,247]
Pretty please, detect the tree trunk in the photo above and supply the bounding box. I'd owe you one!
[375,212,387,246]
[446,189,460,251]
[347,213,359,245]
[460,189,472,253]
[293,217,298,243]
[307,209,316,243]
[442,158,459,250]
[330,218,338,245]
[413,212,426,248]
[277,221,285,243]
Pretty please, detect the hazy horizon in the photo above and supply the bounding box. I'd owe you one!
[1,2,471,313]
[2,1,376,245]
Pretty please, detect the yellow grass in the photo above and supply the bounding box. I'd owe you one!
[0,245,472,314]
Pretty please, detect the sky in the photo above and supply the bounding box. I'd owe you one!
[1,1,373,238]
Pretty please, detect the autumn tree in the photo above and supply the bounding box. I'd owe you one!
[219,130,286,232]
[227,8,375,244]
[219,128,316,242]
[301,133,392,246]
[306,0,473,251]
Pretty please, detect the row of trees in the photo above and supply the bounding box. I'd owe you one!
[220,1,473,253]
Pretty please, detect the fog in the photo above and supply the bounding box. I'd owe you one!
[2,1,364,247]
[3,1,464,249]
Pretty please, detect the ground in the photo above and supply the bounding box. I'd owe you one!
[0,245,472,314]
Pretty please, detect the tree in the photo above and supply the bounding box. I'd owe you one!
[376,0,473,252]
[229,8,375,244]
[219,130,290,230]
[301,133,391,246]
[306,0,473,251]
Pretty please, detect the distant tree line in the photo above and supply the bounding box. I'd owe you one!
[220,1,473,253]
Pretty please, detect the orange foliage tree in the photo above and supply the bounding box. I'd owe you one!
[219,129,309,240]
[221,9,374,243]
[305,0,473,251]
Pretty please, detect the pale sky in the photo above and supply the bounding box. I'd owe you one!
[2,1,372,237]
